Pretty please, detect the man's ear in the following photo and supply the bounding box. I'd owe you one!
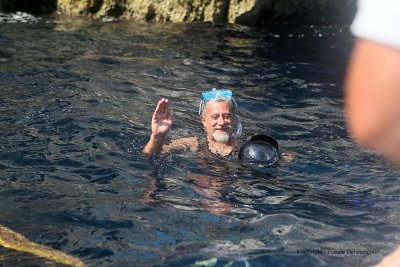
[200,116,206,127]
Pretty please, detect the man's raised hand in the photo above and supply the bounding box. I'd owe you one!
[151,98,173,137]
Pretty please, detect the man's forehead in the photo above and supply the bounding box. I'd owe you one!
[206,101,232,113]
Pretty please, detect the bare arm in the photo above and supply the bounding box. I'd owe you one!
[345,39,400,163]
[143,99,199,154]
[143,98,173,154]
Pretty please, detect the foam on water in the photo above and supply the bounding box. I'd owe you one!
[0,12,38,23]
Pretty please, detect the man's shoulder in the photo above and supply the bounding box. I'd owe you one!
[175,136,199,143]
[164,137,199,153]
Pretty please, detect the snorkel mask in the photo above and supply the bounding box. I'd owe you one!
[199,88,242,140]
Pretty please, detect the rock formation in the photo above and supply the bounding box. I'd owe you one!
[1,0,357,26]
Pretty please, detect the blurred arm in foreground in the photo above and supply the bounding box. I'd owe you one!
[345,1,400,266]
[345,39,400,163]
[345,0,400,164]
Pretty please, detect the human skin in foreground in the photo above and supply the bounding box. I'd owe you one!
[345,36,400,267]
[143,98,237,156]
[345,0,400,265]
[345,39,400,267]
[345,39,400,163]
[374,247,400,267]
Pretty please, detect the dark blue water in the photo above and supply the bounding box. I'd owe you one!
[1,14,400,267]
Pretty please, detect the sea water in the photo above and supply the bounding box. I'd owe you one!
[1,13,400,267]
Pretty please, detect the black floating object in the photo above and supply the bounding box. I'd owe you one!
[238,134,280,166]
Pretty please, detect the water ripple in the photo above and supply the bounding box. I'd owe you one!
[0,20,398,267]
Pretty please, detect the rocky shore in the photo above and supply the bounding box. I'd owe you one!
[0,0,356,26]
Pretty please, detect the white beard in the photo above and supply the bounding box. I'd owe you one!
[212,131,231,143]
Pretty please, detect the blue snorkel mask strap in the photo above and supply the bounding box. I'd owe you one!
[231,114,242,140]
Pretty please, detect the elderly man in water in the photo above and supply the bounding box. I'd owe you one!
[143,89,242,156]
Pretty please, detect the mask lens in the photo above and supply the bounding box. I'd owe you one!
[239,137,280,167]
[248,145,267,161]
[202,89,232,101]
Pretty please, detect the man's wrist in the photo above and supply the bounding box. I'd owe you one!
[151,133,166,143]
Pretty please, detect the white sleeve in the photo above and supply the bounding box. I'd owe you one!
[351,0,400,49]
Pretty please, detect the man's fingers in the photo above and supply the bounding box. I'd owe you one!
[153,99,162,113]
[162,98,169,114]
[152,98,170,120]
[157,99,168,113]
[153,98,164,116]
